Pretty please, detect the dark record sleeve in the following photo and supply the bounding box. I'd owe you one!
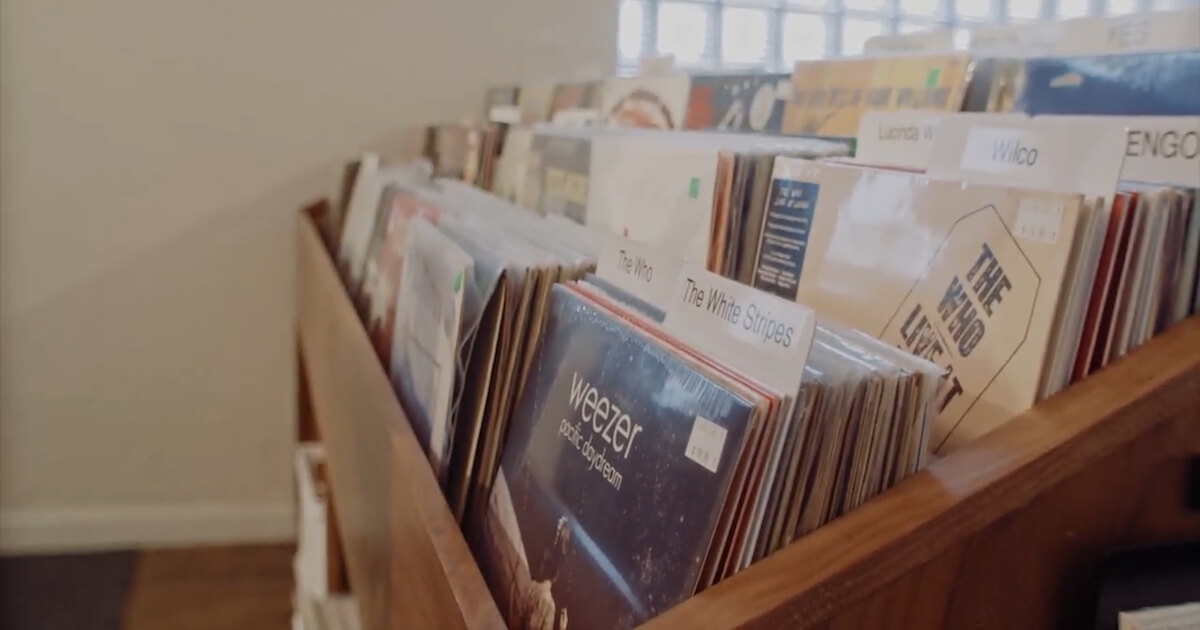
[476,286,754,629]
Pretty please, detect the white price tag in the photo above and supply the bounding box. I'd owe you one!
[1015,198,1064,244]
[684,416,727,474]
[488,105,521,124]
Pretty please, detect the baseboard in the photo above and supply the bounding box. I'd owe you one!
[0,502,297,554]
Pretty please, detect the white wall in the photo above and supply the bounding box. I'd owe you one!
[0,0,616,552]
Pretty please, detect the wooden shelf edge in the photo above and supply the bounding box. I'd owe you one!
[297,216,504,630]
[647,317,1200,629]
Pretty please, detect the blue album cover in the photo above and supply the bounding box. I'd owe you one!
[475,286,753,629]
[1014,51,1200,116]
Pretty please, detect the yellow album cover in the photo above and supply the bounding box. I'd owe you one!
[782,54,974,137]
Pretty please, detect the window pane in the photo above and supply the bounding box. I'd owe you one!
[953,26,971,49]
[1007,0,1042,19]
[1105,0,1138,13]
[957,0,993,19]
[657,2,710,64]
[845,0,888,12]
[842,18,887,55]
[619,0,645,62]
[1056,0,1090,16]
[787,0,831,9]
[722,8,770,65]
[900,0,942,16]
[899,21,943,34]
[782,13,828,65]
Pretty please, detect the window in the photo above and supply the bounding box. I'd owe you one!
[842,17,888,55]
[617,0,1200,71]
[1007,0,1045,20]
[722,7,772,65]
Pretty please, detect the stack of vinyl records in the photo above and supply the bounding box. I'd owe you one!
[337,159,602,522]
[1076,118,1200,373]
[1097,182,1198,365]
[751,112,1200,453]
[326,146,948,630]
[474,240,942,629]
[316,27,1198,627]
[495,126,852,279]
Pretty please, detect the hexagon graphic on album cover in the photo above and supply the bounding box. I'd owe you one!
[880,204,1041,446]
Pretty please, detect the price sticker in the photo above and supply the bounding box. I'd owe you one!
[1015,197,1064,245]
[684,416,727,474]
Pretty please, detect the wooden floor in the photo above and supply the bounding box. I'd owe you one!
[123,544,294,630]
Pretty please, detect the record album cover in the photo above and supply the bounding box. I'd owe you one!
[531,133,592,223]
[519,83,557,124]
[477,286,753,629]
[365,187,447,357]
[600,76,692,130]
[782,54,973,137]
[551,81,605,121]
[391,218,473,484]
[684,74,792,133]
[1012,51,1200,116]
[753,160,1084,452]
[586,134,720,263]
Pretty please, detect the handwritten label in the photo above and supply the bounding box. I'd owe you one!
[664,263,815,394]
[1014,198,1064,245]
[595,237,681,312]
[684,416,727,474]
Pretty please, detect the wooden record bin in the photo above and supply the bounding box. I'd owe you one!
[297,213,1200,630]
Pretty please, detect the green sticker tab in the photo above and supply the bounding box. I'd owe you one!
[688,177,701,199]
[454,271,463,293]
[925,68,941,88]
